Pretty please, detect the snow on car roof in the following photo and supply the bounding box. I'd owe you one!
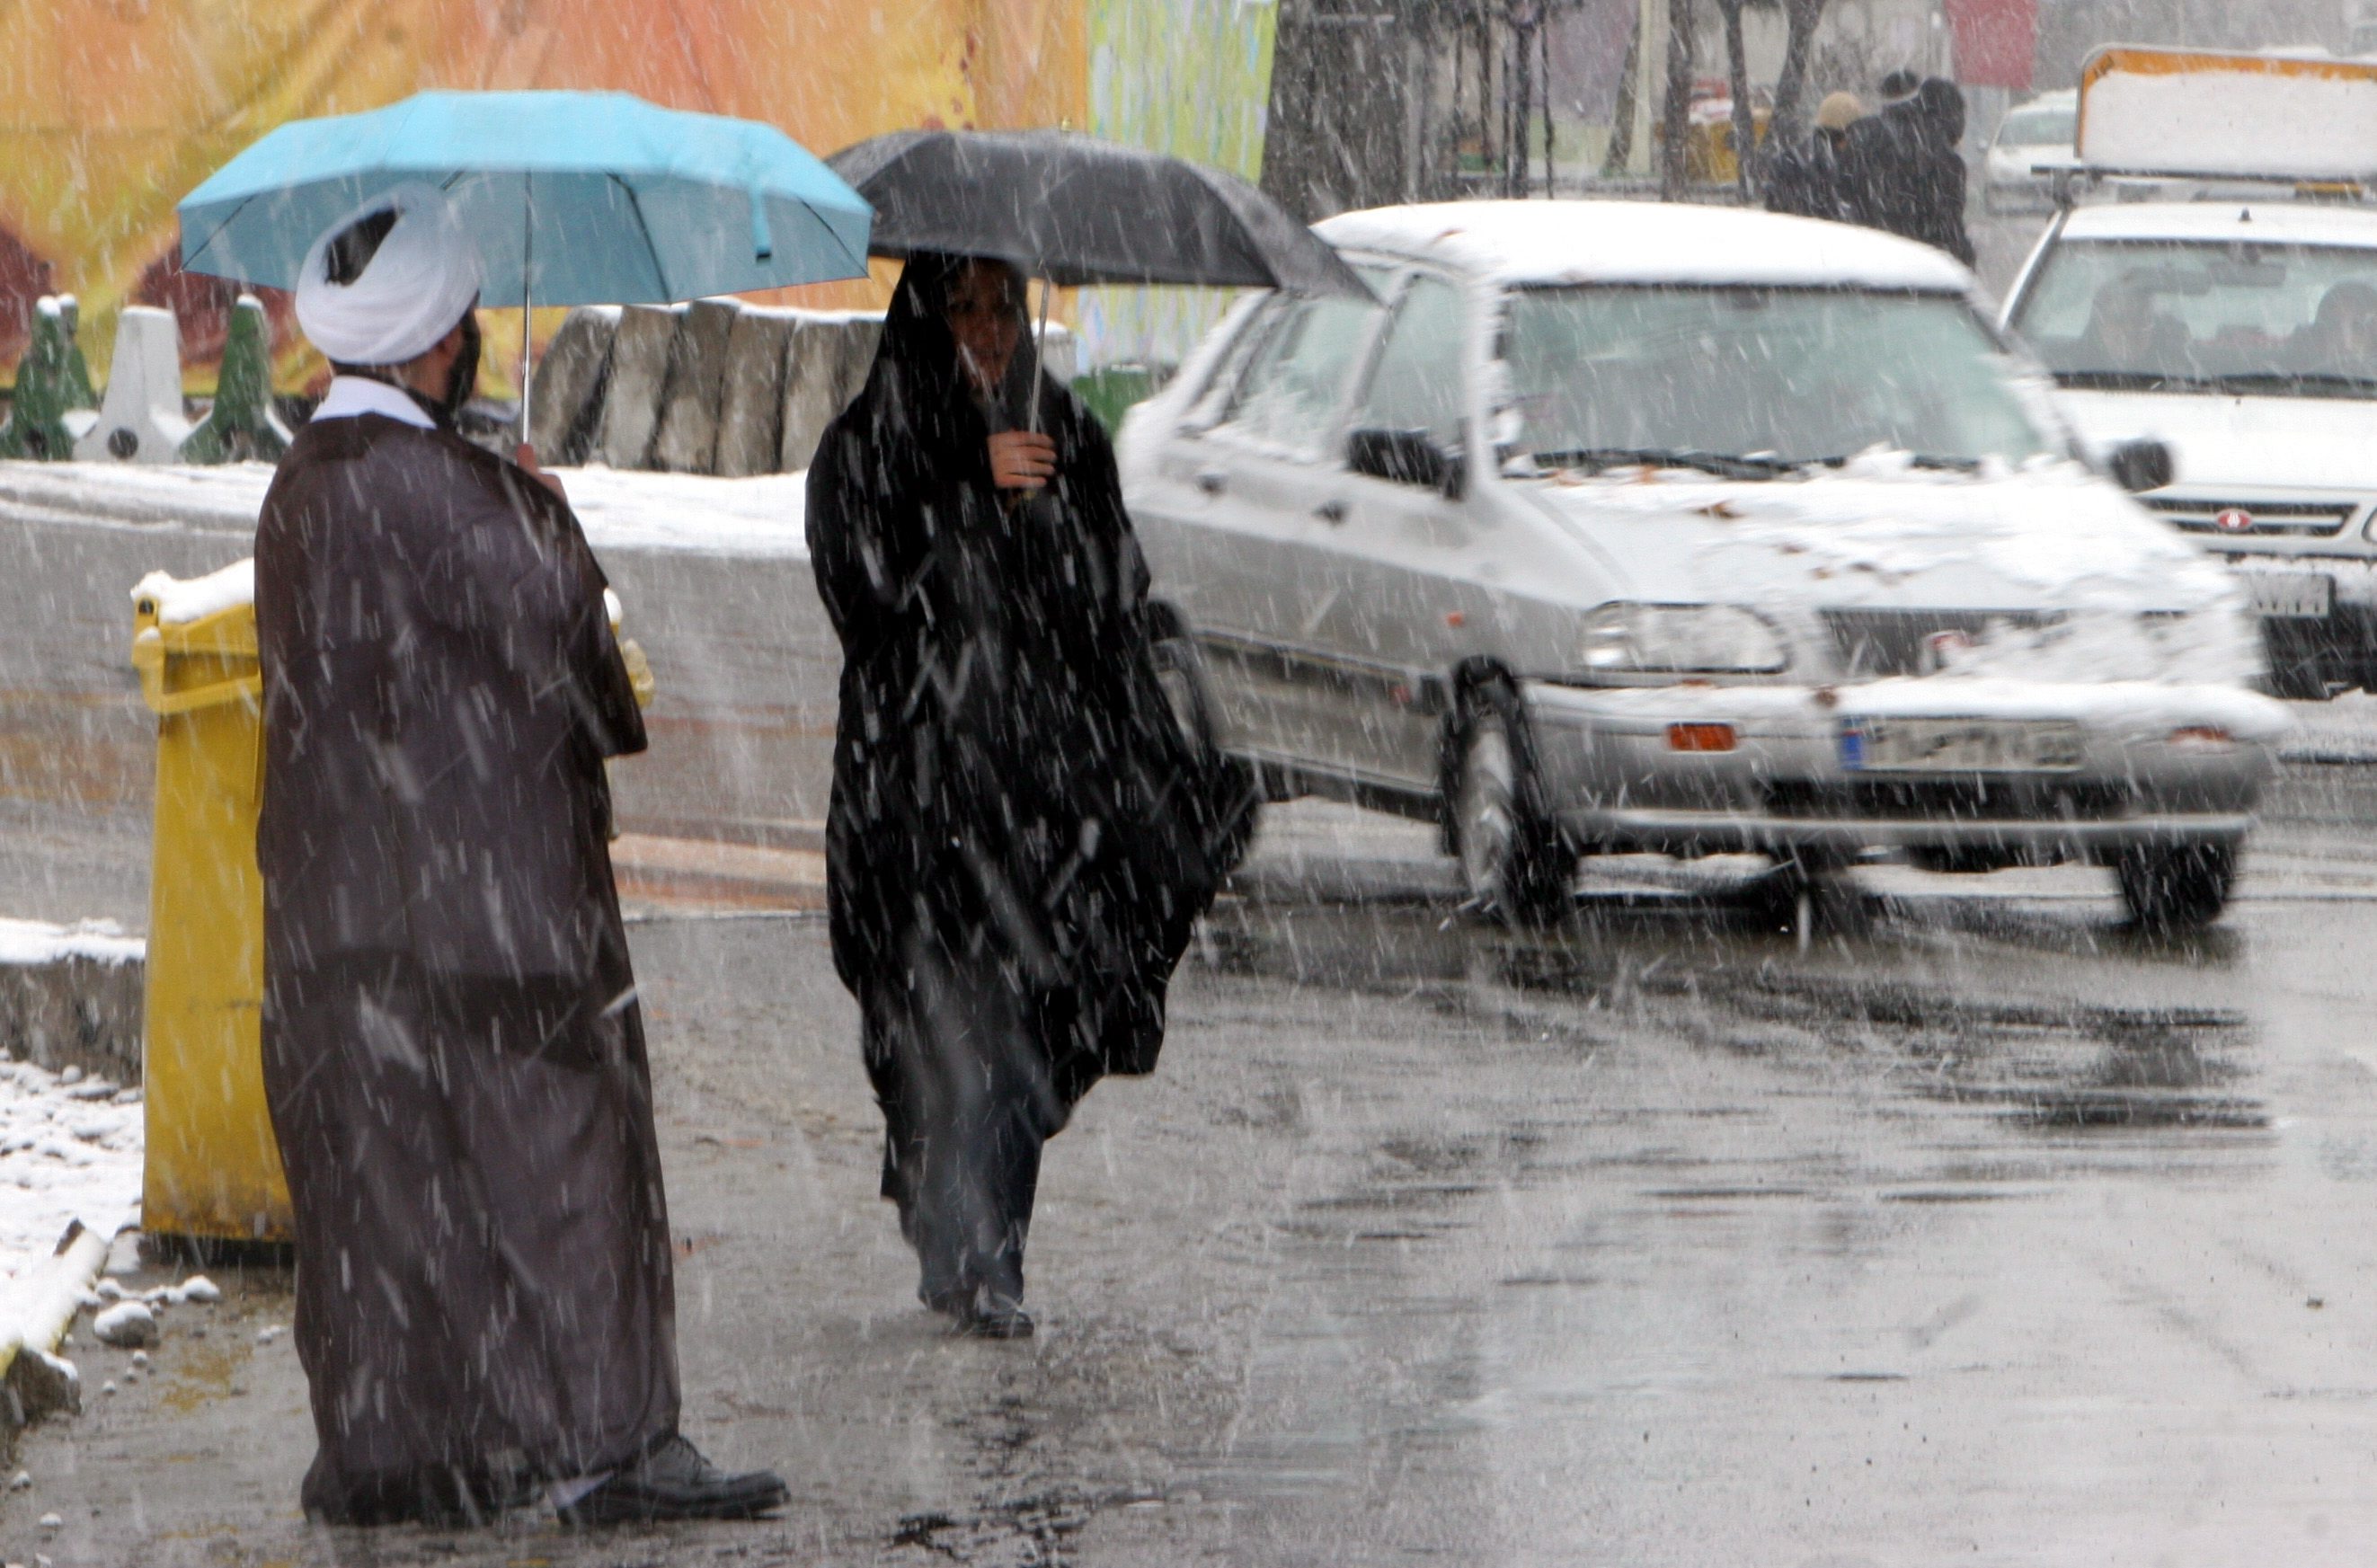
[1314,200,1973,293]
[2057,199,2377,245]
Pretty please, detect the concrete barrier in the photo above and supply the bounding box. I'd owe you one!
[778,316,883,473]
[596,304,679,470]
[713,307,794,478]
[179,297,289,465]
[652,298,739,474]
[528,306,616,466]
[0,954,142,1085]
[75,307,192,465]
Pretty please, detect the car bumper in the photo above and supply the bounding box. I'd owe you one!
[2220,554,2377,688]
[1523,678,2281,862]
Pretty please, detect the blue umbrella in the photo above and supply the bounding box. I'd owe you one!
[178,89,872,420]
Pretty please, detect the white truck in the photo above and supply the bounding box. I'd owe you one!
[2003,46,2377,697]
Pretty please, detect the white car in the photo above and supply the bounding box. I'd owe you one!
[1982,90,2077,214]
[2004,198,2377,696]
[1119,200,2284,928]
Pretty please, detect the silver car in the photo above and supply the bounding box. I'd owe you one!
[1117,200,2284,929]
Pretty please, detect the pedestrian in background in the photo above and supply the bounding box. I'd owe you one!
[1843,74,1977,267]
[254,183,786,1528]
[1763,91,1866,222]
[806,252,1221,1340]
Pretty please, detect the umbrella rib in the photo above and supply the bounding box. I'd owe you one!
[609,173,671,300]
[179,192,263,270]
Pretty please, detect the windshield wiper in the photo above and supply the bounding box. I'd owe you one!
[2203,370,2377,400]
[1805,452,1982,473]
[1530,447,1794,481]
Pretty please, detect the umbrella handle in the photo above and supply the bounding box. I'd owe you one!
[1029,277,1051,436]
[519,178,535,448]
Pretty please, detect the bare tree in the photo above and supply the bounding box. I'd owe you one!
[1769,0,1832,147]
[1658,0,1697,200]
[1717,0,1755,203]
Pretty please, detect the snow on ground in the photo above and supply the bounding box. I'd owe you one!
[0,918,144,968]
[0,458,811,558]
[0,1057,142,1288]
[0,921,146,1284]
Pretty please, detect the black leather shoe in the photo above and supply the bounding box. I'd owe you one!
[556,1435,788,1526]
[955,1291,1034,1340]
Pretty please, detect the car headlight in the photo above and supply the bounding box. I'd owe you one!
[1580,603,1788,676]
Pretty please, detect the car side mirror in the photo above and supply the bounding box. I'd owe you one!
[1348,427,1465,499]
[2106,438,2174,494]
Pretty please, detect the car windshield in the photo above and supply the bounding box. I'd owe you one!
[1997,106,2074,146]
[1501,285,2056,472]
[2011,236,2377,398]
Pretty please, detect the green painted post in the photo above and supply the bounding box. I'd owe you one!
[180,295,288,464]
[57,296,95,412]
[0,297,82,460]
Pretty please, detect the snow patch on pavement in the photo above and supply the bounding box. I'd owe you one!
[4,459,812,559]
[0,1055,142,1289]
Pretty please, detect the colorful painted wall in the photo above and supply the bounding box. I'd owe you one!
[0,0,1086,390]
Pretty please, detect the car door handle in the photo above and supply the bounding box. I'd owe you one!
[1195,470,1227,496]
[1315,500,1347,525]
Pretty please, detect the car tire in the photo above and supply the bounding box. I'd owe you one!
[2115,840,2235,931]
[1450,687,1573,926]
[1150,633,1262,879]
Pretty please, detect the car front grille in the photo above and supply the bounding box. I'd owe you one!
[1820,608,2064,678]
[1765,778,2134,821]
[2148,498,2359,536]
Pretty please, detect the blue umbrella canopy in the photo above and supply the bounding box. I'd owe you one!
[177,89,872,304]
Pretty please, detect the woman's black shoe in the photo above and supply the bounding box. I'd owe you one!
[556,1435,789,1526]
[956,1291,1034,1340]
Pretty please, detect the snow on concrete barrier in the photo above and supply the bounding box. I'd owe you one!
[652,298,739,474]
[597,305,679,471]
[530,306,617,466]
[75,307,192,465]
[714,307,794,478]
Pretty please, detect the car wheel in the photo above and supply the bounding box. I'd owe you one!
[1150,633,1261,879]
[1451,689,1572,926]
[2115,840,2235,931]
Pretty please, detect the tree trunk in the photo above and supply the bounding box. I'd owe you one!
[1601,3,1643,176]
[1658,0,1695,201]
[1720,0,1754,204]
[1771,0,1830,147]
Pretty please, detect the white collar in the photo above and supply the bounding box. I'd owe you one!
[311,375,437,430]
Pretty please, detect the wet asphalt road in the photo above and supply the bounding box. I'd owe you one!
[14,201,2377,1558]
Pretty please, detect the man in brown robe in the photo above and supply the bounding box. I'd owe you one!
[254,183,785,1528]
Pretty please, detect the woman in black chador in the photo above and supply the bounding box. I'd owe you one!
[806,253,1221,1338]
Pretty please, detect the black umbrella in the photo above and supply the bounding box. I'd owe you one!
[827,128,1371,298]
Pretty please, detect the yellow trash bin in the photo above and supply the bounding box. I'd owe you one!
[129,559,291,1248]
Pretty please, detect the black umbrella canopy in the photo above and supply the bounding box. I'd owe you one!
[828,129,1371,297]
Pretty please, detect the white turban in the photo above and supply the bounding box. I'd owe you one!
[295,182,483,366]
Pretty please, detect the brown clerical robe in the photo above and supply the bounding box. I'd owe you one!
[253,400,676,1523]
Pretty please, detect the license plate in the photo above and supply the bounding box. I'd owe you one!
[1841,717,2085,773]
[2240,570,2334,618]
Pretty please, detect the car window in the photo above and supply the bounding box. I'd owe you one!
[1211,284,1389,458]
[1350,276,1468,452]
[1503,285,2054,468]
[1997,107,2074,146]
[2010,237,2377,397]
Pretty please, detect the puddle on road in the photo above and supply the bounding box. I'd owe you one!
[1200,881,2270,1144]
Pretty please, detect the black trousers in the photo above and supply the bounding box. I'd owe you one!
[870,935,1065,1308]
